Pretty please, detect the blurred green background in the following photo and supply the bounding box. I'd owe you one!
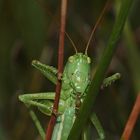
[0,0,140,139]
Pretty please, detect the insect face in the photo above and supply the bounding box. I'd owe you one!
[66,53,91,94]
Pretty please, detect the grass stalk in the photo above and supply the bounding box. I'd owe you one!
[68,0,133,139]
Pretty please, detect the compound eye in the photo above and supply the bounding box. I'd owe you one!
[69,56,74,63]
[87,57,91,63]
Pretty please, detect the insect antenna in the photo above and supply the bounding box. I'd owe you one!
[65,32,78,53]
[85,0,110,55]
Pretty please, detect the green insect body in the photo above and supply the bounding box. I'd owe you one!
[19,52,120,140]
[51,53,91,140]
[51,107,75,140]
[18,2,123,139]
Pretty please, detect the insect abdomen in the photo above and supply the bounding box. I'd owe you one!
[51,107,75,140]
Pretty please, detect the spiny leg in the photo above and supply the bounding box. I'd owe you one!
[23,61,58,139]
[90,113,105,140]
[19,92,56,115]
[32,60,58,84]
[19,92,56,140]
[29,109,45,140]
[19,92,55,100]
[90,73,121,139]
[101,73,121,88]
[81,76,119,140]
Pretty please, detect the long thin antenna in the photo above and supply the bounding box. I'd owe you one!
[85,0,110,55]
[65,32,78,53]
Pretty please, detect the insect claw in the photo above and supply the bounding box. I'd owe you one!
[52,109,58,117]
[58,73,63,80]
[52,109,61,117]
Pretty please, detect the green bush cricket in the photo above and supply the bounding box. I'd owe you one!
[19,53,120,140]
[18,2,121,139]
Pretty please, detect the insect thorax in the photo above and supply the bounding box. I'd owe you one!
[62,53,91,98]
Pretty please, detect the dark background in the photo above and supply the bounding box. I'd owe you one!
[0,0,140,139]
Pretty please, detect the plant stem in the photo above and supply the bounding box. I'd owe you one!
[121,94,140,140]
[68,0,133,139]
[123,22,140,93]
[46,0,67,139]
[120,6,140,140]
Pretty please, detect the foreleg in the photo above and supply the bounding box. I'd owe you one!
[101,73,121,88]
[32,60,58,84]
[19,92,55,140]
[19,92,55,115]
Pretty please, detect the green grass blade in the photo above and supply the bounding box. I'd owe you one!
[68,0,133,139]
[124,22,140,93]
